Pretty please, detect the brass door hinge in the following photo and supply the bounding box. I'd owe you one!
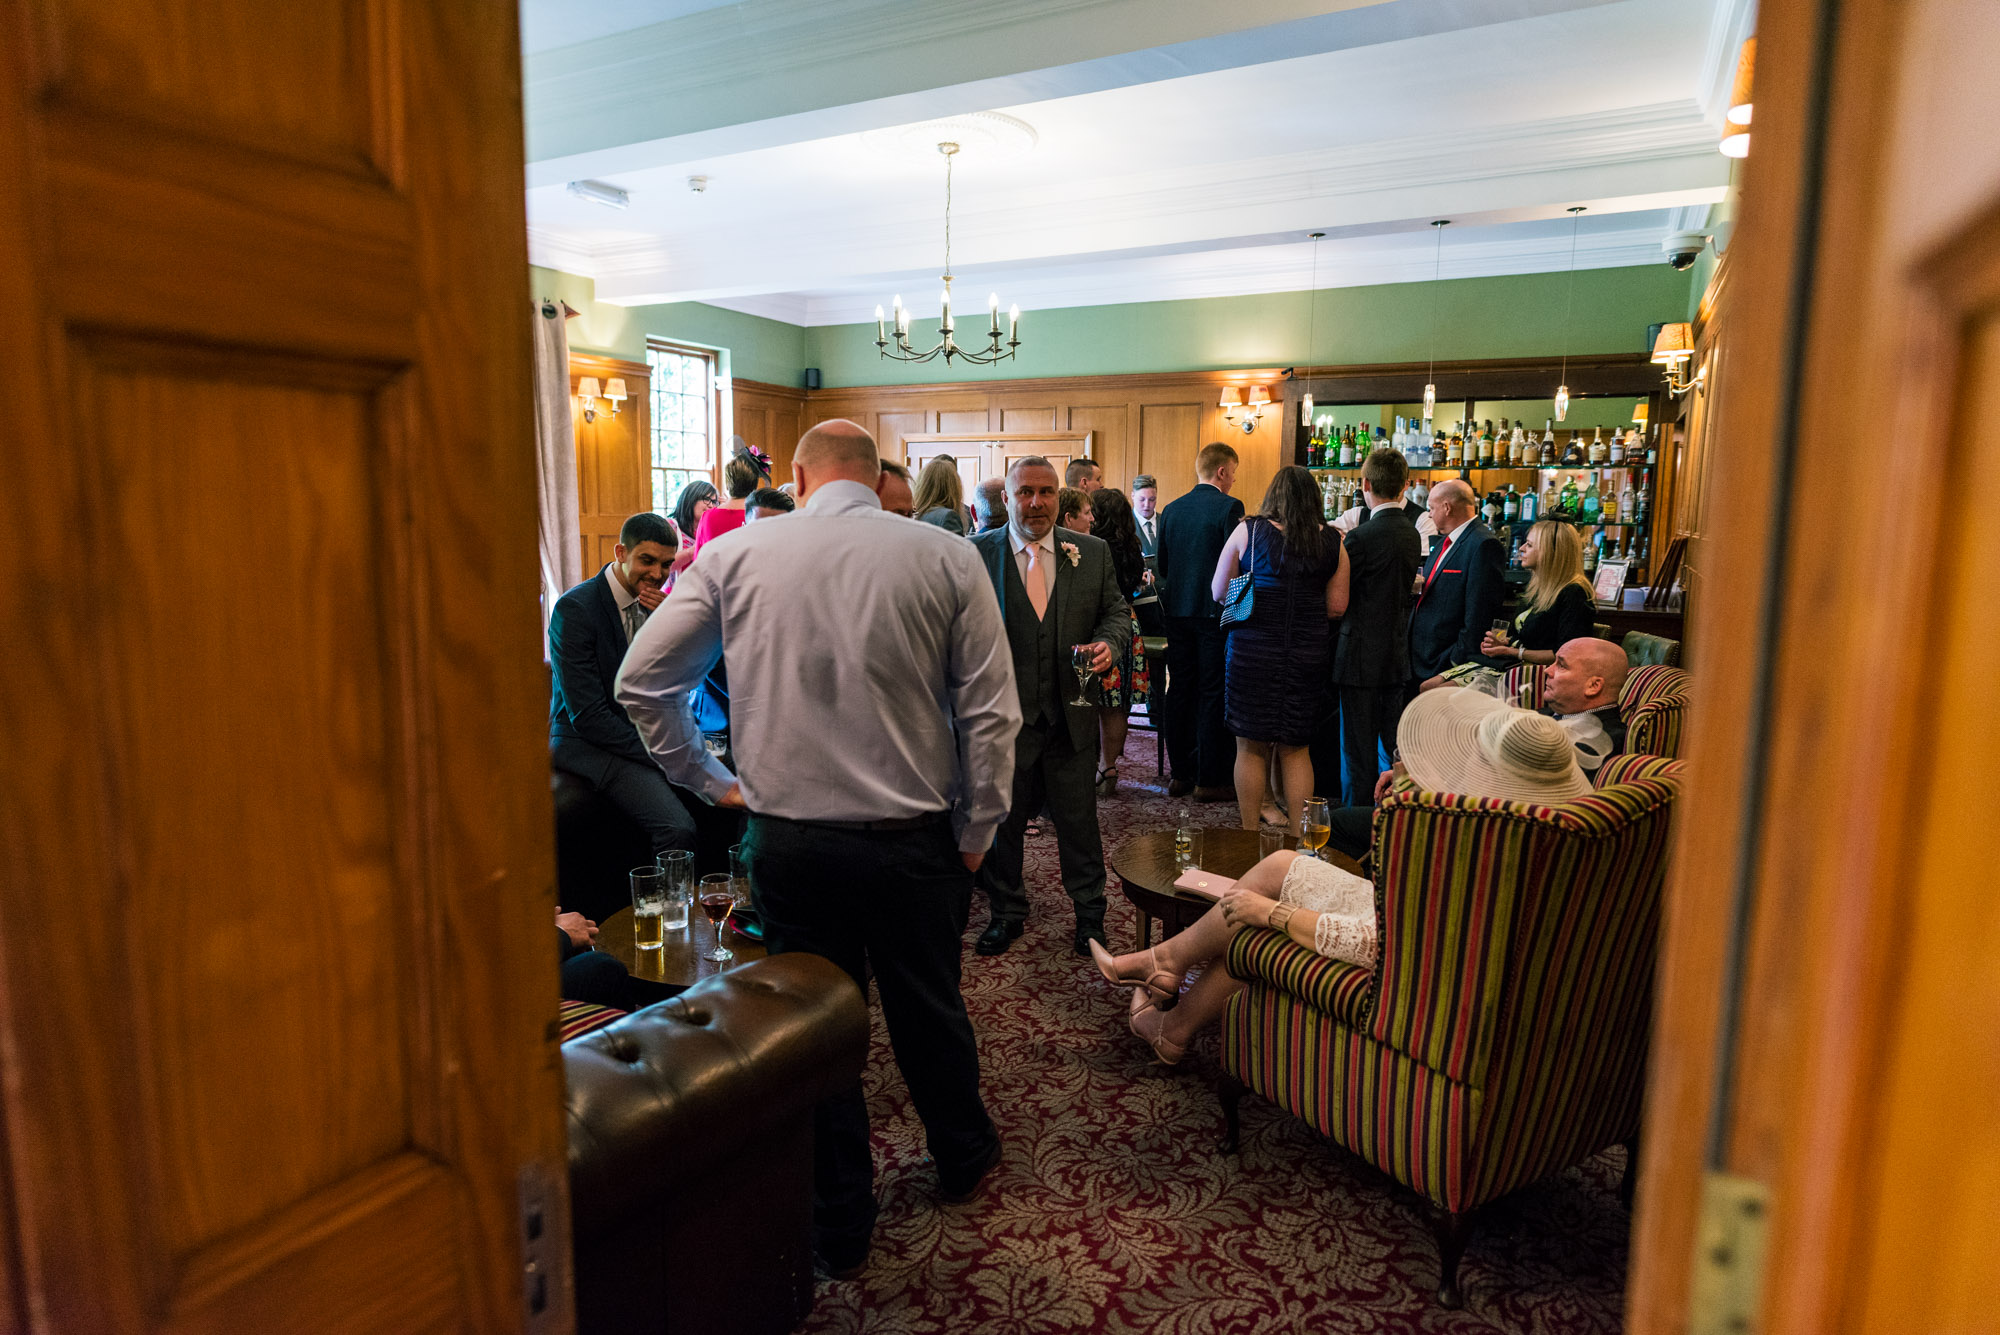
[1689,1171,1771,1335]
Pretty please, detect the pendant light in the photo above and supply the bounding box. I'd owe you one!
[1554,206,1586,421]
[1423,220,1449,425]
[1299,231,1324,428]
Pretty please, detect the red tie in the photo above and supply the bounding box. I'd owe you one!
[1419,535,1452,601]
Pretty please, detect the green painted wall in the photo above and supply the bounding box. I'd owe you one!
[530,266,807,386]
[803,265,1692,388]
[533,262,1692,397]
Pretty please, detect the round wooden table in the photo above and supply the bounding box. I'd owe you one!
[1108,827,1364,949]
[595,905,767,990]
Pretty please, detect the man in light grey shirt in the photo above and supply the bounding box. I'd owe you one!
[615,419,1019,1275]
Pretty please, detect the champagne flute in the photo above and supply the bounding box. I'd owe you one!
[698,872,735,964]
[1069,644,1096,706]
[1300,796,1331,862]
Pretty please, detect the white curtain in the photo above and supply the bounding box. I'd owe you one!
[532,300,582,631]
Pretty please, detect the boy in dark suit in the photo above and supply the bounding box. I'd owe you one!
[1154,443,1245,800]
[548,512,697,854]
[1407,479,1508,685]
[1326,448,1424,805]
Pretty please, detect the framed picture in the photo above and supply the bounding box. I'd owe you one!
[1593,559,1631,606]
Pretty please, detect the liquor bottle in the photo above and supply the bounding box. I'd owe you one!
[1558,431,1581,465]
[1619,479,1635,522]
[1646,426,1660,464]
[1482,491,1500,528]
[1508,427,1525,465]
[1559,473,1580,515]
[1635,476,1651,522]
[1510,536,1524,568]
[1412,477,1430,508]
[1518,485,1538,524]
[1601,484,1617,524]
[1447,432,1464,466]
[1541,420,1556,464]
[1502,486,1519,525]
[1582,534,1598,575]
[1609,428,1626,464]
[1581,472,1603,522]
[1477,421,1495,463]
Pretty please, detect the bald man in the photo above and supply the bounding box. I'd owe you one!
[1538,637,1630,777]
[1407,478,1507,683]
[877,459,916,517]
[617,417,1018,1271]
[972,477,1008,532]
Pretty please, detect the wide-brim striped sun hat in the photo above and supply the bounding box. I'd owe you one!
[1398,688,1593,806]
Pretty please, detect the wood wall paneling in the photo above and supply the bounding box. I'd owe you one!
[732,378,806,491]
[998,403,1057,432]
[571,352,650,572]
[1138,402,1206,504]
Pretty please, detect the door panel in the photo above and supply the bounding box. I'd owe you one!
[937,408,990,434]
[876,409,928,460]
[1138,403,1204,504]
[998,404,1056,432]
[0,2,568,1332]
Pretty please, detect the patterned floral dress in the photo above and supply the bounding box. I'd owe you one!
[1096,604,1150,710]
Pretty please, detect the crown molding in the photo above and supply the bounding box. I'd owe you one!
[527,225,603,278]
[1696,0,1758,126]
[700,292,814,324]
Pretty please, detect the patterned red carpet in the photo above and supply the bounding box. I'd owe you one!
[800,732,1630,1334]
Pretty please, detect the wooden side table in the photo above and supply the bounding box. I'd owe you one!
[596,906,767,989]
[1108,828,1363,949]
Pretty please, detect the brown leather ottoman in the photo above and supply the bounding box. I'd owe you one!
[564,953,868,1334]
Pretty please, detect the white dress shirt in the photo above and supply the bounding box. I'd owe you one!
[604,562,643,643]
[1008,524,1057,611]
[616,479,1022,853]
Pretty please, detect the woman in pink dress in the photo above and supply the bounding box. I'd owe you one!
[687,437,771,562]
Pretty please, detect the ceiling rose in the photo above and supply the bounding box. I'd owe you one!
[869,111,1038,163]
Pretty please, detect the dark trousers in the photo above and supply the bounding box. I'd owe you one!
[1337,683,1405,808]
[550,738,697,855]
[1327,803,1375,864]
[979,718,1106,927]
[743,813,997,1263]
[1163,616,1231,787]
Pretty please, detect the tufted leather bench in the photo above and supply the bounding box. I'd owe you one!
[564,953,869,1334]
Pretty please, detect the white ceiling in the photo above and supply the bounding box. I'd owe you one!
[523,0,1751,324]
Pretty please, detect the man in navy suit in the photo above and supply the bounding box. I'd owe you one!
[549,512,697,854]
[1407,479,1507,685]
[1324,448,1424,805]
[1154,443,1244,799]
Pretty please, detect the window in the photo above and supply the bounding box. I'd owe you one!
[646,341,717,517]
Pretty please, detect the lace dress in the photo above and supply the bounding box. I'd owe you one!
[1278,854,1378,970]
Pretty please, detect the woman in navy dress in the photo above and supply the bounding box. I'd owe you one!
[1209,465,1348,835]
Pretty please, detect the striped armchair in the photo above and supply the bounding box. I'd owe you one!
[1499,662,1690,759]
[1217,768,1681,1307]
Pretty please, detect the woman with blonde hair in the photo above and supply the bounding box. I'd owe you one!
[912,456,968,534]
[1479,518,1597,666]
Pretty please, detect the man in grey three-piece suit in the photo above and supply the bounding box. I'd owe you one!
[972,456,1132,958]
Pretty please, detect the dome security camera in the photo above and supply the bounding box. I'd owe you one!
[1664,230,1711,271]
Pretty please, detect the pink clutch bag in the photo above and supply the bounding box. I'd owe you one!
[1172,869,1236,899]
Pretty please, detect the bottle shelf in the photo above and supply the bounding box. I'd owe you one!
[1308,464,1654,474]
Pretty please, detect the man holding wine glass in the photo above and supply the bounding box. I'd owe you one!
[971,456,1133,958]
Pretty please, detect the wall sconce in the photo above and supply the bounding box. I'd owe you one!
[1721,37,1754,158]
[1651,322,1704,397]
[575,376,627,423]
[1220,384,1271,434]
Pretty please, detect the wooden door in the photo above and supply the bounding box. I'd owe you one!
[905,443,983,501]
[0,4,570,1333]
[574,353,651,574]
[1628,0,2000,1330]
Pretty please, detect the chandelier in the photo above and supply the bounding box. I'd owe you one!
[875,142,1020,365]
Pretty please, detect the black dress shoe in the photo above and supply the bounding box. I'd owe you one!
[1192,784,1237,803]
[975,920,1023,955]
[1167,778,1194,797]
[814,1247,869,1281]
[939,1140,1003,1203]
[1073,924,1109,957]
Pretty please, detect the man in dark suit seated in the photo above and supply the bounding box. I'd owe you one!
[1155,443,1245,801]
[1323,448,1424,806]
[549,512,698,856]
[1408,479,1507,689]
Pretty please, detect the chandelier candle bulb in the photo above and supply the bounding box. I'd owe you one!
[876,305,886,344]
[1009,304,1019,340]
[940,288,951,333]
[989,292,1000,336]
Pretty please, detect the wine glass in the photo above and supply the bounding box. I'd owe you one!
[1300,797,1331,862]
[698,872,735,964]
[1069,644,1097,706]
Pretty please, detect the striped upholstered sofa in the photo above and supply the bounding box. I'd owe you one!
[1504,662,1690,759]
[1216,755,1682,1307]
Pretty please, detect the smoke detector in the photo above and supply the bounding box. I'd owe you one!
[687,175,709,193]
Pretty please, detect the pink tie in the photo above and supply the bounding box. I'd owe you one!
[1025,544,1050,619]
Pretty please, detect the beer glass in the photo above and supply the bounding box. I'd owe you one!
[629,866,667,951]
[656,850,692,932]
